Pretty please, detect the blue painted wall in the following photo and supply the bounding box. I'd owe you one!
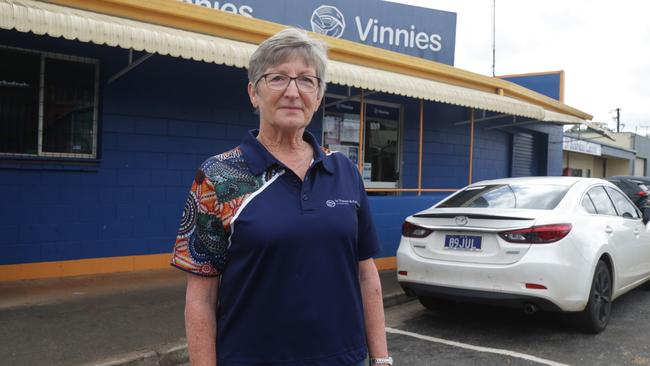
[472,126,512,181]
[369,194,448,258]
[0,31,257,265]
[0,30,561,266]
[501,72,562,101]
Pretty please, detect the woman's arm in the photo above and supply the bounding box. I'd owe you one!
[185,274,220,366]
[359,258,389,360]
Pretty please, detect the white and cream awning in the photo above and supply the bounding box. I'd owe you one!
[0,0,584,123]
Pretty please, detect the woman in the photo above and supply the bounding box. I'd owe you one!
[171,28,392,366]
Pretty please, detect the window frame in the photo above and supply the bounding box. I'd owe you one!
[322,93,403,189]
[0,44,100,160]
[580,193,598,214]
[604,186,641,219]
[584,185,619,217]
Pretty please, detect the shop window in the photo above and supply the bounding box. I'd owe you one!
[0,46,98,159]
[322,96,400,188]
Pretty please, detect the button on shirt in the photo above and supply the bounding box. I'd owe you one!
[171,129,380,366]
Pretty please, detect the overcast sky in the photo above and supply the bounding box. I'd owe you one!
[387,0,650,134]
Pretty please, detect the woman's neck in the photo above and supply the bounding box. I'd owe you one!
[256,126,309,153]
[256,126,314,180]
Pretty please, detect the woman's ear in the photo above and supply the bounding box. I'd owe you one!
[247,82,258,108]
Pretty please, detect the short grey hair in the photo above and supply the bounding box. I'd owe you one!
[248,28,328,97]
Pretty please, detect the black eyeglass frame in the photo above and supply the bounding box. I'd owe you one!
[255,73,322,93]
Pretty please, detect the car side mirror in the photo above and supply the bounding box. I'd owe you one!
[643,207,650,224]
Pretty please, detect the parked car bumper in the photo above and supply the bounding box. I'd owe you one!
[396,237,594,312]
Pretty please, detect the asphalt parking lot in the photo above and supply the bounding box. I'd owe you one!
[385,284,650,366]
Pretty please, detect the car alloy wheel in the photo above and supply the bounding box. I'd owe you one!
[575,260,612,333]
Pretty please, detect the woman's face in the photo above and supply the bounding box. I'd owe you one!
[248,57,322,133]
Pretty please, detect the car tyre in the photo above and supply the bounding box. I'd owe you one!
[574,260,612,333]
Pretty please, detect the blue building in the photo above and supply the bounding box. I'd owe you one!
[0,0,591,280]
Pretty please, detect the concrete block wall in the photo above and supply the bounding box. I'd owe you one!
[418,102,471,188]
[400,99,471,189]
[96,55,259,263]
[401,100,513,188]
[0,30,564,267]
[0,33,258,265]
[472,126,511,181]
[368,194,449,258]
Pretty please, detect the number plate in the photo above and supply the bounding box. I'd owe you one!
[444,235,482,251]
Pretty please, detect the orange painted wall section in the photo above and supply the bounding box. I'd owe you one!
[0,254,398,282]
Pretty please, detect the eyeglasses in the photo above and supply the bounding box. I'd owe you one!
[256,73,321,93]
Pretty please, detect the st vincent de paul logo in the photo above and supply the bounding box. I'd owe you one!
[310,5,346,38]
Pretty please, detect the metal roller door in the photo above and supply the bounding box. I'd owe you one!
[512,132,546,177]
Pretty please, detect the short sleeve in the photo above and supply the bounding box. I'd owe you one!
[356,172,381,260]
[170,168,228,276]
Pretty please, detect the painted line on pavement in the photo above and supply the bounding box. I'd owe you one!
[385,327,570,366]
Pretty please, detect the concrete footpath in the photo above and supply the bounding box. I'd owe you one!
[0,268,411,366]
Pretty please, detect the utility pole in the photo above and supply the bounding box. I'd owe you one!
[615,107,621,132]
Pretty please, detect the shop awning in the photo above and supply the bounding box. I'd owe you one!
[0,0,582,123]
[0,0,254,68]
[326,60,545,120]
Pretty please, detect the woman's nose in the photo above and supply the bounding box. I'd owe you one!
[283,79,301,97]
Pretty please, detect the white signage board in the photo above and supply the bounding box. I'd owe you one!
[563,137,602,156]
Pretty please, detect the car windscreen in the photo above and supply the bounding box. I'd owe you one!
[437,184,570,210]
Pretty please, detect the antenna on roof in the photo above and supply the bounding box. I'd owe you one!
[491,0,496,77]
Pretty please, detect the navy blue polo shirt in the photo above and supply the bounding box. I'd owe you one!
[171,129,380,365]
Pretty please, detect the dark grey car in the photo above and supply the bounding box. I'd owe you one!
[607,176,650,208]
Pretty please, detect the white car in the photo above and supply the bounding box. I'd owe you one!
[397,176,650,333]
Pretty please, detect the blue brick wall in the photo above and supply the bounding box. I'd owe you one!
[472,126,512,181]
[96,53,258,262]
[368,194,450,257]
[0,30,562,266]
[0,32,259,265]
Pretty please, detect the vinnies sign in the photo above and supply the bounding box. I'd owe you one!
[178,0,457,65]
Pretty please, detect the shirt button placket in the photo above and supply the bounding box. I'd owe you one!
[301,170,313,211]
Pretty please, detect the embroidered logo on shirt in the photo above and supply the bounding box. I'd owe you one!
[325,199,359,208]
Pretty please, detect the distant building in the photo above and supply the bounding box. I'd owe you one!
[563,128,650,177]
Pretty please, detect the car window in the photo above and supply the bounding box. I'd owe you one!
[606,186,640,219]
[586,186,618,216]
[438,184,569,210]
[581,195,598,214]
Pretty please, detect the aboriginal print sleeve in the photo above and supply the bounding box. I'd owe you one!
[171,163,225,276]
[171,147,276,276]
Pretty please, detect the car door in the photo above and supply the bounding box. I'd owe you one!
[586,186,636,289]
[605,186,650,286]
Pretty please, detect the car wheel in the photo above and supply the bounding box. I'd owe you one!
[574,260,612,333]
[418,296,454,311]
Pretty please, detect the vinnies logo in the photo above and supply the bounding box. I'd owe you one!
[310,5,346,38]
[325,199,359,208]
